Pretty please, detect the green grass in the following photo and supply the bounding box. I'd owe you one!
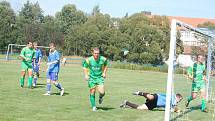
[0,61,215,121]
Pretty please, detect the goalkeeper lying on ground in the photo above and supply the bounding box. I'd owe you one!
[120,91,183,113]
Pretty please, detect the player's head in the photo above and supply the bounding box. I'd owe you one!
[92,47,100,60]
[176,93,183,103]
[197,54,204,64]
[27,41,33,49]
[33,42,38,49]
[49,42,56,52]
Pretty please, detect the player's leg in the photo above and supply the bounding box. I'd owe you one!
[33,63,39,86]
[88,80,97,111]
[51,72,64,96]
[97,84,105,104]
[27,68,33,88]
[137,104,149,110]
[200,84,207,112]
[20,62,27,87]
[132,91,150,98]
[44,72,51,95]
[123,100,139,109]
[20,70,26,88]
[186,83,198,107]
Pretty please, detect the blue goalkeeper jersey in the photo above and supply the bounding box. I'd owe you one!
[47,50,60,73]
[35,48,42,63]
[156,93,176,108]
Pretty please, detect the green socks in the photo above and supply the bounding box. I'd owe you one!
[28,76,33,88]
[90,94,96,107]
[187,96,193,102]
[20,77,24,87]
[201,99,206,111]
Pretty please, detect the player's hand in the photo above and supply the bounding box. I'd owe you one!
[85,75,89,81]
[102,73,106,78]
[132,91,140,95]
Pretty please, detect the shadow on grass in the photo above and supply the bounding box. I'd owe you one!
[33,85,45,88]
[170,105,201,121]
[152,108,165,111]
[97,106,116,111]
[36,83,46,86]
[52,92,69,96]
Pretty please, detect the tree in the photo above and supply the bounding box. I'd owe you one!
[16,1,44,44]
[197,21,215,30]
[0,1,16,49]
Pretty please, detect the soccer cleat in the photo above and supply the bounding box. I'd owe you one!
[92,107,97,112]
[60,88,64,96]
[132,91,140,95]
[120,100,128,108]
[43,92,51,96]
[185,100,190,108]
[33,83,36,87]
[99,97,103,104]
[202,108,209,113]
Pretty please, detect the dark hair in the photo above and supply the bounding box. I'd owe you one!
[28,41,33,44]
[176,93,183,99]
[49,42,56,47]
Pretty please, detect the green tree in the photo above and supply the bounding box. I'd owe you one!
[0,1,16,49]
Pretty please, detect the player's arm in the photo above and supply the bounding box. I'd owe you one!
[102,58,108,78]
[38,50,42,65]
[82,59,89,81]
[186,67,193,80]
[47,52,60,66]
[19,48,29,61]
[202,67,207,83]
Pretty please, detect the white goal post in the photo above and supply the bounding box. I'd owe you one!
[6,44,50,60]
[164,19,215,121]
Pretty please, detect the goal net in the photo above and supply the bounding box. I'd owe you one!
[5,44,49,61]
[165,19,215,121]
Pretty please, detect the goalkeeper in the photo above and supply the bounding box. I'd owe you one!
[120,91,183,113]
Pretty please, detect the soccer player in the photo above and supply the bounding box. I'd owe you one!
[19,41,35,88]
[32,42,42,87]
[82,47,108,111]
[43,42,64,96]
[186,54,208,112]
[120,91,183,113]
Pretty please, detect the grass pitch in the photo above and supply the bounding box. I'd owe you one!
[0,61,214,121]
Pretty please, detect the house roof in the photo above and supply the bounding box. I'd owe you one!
[167,16,215,27]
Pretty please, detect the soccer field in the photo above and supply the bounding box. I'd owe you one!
[0,61,214,121]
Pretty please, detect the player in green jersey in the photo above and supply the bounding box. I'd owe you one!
[186,55,208,112]
[82,47,108,111]
[19,41,35,88]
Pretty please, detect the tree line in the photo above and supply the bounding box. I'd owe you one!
[1,1,214,64]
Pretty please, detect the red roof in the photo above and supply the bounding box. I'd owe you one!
[168,16,215,27]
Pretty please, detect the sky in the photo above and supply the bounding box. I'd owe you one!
[6,0,215,19]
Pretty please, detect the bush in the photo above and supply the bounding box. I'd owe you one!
[110,61,183,74]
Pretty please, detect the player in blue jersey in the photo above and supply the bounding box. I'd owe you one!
[32,42,43,87]
[43,42,64,96]
[120,91,183,113]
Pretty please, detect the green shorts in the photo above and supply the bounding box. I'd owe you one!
[191,81,206,92]
[88,77,104,89]
[21,61,33,71]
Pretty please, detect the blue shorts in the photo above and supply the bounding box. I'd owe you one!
[33,63,40,72]
[47,72,58,81]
